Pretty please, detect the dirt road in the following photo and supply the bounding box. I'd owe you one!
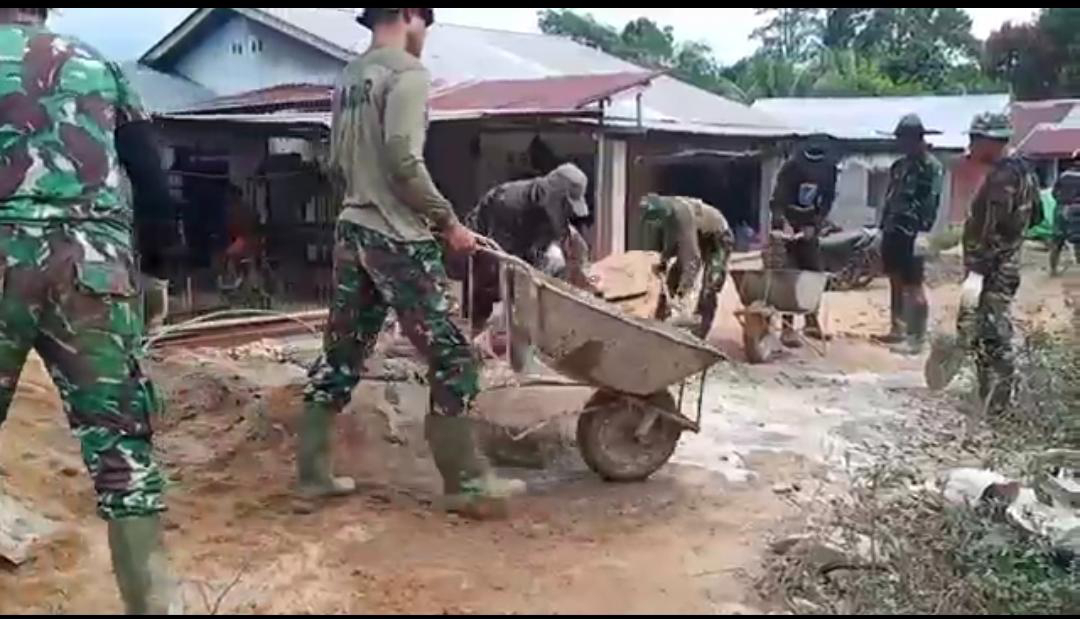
[0,252,1075,614]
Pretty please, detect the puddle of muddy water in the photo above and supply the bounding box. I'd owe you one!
[671,364,927,483]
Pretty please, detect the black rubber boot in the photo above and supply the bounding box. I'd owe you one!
[781,315,802,348]
[108,516,180,615]
[873,284,906,344]
[892,300,928,356]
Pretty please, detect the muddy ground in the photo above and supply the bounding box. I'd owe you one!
[1,249,1077,614]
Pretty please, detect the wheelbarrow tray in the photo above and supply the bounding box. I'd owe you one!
[507,266,723,397]
[730,269,828,314]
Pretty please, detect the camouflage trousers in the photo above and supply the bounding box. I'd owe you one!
[0,224,165,520]
[666,237,730,338]
[305,222,479,417]
[957,269,1019,413]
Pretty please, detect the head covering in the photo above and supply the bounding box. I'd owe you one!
[640,193,671,227]
[357,8,435,29]
[892,113,942,137]
[967,112,1013,141]
[544,163,589,218]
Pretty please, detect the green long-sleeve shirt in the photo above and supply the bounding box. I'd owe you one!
[330,46,459,241]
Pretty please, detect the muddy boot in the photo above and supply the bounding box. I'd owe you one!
[780,316,802,348]
[925,333,965,391]
[891,301,928,356]
[425,415,526,520]
[108,516,180,615]
[872,287,906,344]
[296,402,356,506]
[803,314,831,341]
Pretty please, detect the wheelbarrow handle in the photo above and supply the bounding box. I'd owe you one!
[474,236,535,273]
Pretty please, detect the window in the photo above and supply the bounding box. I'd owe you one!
[867,169,890,210]
[230,42,243,55]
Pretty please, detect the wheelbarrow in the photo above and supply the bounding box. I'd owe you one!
[475,246,725,482]
[730,269,829,364]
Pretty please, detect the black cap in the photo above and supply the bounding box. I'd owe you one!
[357,8,435,29]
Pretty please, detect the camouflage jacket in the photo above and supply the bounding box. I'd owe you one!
[882,152,943,236]
[467,178,590,283]
[0,25,148,247]
[964,157,1038,276]
[646,196,734,297]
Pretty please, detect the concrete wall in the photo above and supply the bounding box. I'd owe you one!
[173,14,343,95]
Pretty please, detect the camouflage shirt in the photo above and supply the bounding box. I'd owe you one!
[0,25,149,243]
[963,157,1038,276]
[646,196,734,296]
[882,152,943,236]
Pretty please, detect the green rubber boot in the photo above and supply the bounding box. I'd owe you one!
[108,516,180,615]
[425,415,526,520]
[296,402,356,504]
[892,301,928,356]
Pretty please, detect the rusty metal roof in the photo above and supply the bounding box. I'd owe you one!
[1010,99,1080,148]
[428,71,658,112]
[183,83,333,114]
[1014,104,1080,158]
[182,72,657,117]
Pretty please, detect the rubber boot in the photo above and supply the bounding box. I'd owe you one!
[296,402,356,505]
[872,285,906,344]
[108,516,180,615]
[924,332,965,391]
[892,300,928,356]
[780,316,802,348]
[1050,241,1064,277]
[803,314,831,341]
[425,415,526,520]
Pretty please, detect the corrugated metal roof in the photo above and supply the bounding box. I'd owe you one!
[1010,99,1080,147]
[428,71,657,112]
[119,62,216,114]
[184,83,333,114]
[144,8,792,136]
[753,94,1011,150]
[1014,102,1080,158]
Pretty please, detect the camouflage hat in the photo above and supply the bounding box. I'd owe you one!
[892,114,942,137]
[357,8,435,29]
[968,112,1012,141]
[641,193,672,226]
[546,163,589,218]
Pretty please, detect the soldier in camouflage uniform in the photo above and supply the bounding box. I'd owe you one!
[641,194,734,339]
[0,7,177,613]
[301,8,524,519]
[927,113,1039,415]
[452,163,593,335]
[1050,156,1080,276]
[876,114,944,355]
[768,134,839,346]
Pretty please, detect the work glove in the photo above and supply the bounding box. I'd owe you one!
[960,272,985,310]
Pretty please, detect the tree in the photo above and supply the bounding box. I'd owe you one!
[751,8,822,63]
[1037,8,1080,96]
[537,9,740,101]
[855,8,980,91]
[984,9,1080,99]
[985,22,1060,100]
[820,8,872,50]
[537,9,621,55]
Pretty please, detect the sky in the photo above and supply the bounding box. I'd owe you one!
[51,7,1041,64]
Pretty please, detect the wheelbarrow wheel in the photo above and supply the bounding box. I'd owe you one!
[577,390,683,483]
[742,312,771,364]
